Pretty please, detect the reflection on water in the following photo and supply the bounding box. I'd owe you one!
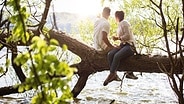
[0,71,178,104]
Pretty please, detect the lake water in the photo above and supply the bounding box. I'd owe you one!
[0,71,178,104]
[71,71,178,104]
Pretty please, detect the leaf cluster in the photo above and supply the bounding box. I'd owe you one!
[14,36,76,103]
[2,0,76,103]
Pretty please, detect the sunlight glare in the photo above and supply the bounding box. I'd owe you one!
[53,0,102,16]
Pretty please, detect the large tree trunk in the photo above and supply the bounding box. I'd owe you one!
[48,30,182,97]
[0,30,182,97]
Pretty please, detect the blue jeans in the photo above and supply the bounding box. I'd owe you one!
[107,43,134,73]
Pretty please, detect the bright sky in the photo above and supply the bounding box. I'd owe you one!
[53,0,102,16]
[53,0,120,17]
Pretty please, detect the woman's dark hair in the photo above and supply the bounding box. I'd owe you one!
[115,11,124,22]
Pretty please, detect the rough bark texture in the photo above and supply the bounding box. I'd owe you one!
[48,30,182,97]
[0,86,19,96]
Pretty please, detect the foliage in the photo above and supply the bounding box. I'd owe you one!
[5,0,76,103]
[140,0,184,103]
[15,37,76,103]
[121,0,183,55]
[75,18,94,46]
[7,0,30,44]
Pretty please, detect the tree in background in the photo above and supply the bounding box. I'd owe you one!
[119,0,184,103]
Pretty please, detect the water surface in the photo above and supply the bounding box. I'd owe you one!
[71,71,178,104]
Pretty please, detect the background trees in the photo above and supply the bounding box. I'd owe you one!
[124,0,184,103]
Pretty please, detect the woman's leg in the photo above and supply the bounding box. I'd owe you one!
[110,45,134,73]
[103,48,121,86]
[107,48,119,66]
[103,45,134,86]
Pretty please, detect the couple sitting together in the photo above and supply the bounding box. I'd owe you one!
[93,7,138,86]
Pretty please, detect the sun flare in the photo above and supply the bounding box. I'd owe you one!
[53,0,102,16]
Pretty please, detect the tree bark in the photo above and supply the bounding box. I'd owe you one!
[11,47,26,82]
[0,86,18,96]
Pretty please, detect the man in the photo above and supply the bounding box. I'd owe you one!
[93,7,114,53]
[93,7,121,82]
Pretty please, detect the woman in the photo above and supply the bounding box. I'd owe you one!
[103,10,137,86]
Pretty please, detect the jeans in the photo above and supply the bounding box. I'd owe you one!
[107,43,134,73]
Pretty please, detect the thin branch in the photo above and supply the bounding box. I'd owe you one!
[37,0,52,33]
[147,5,160,15]
[51,2,58,30]
[157,62,169,74]
[150,0,159,8]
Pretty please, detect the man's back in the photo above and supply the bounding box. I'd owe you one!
[93,17,110,51]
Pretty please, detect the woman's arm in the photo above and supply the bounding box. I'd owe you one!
[120,25,130,41]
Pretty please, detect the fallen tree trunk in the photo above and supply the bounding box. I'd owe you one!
[0,30,182,97]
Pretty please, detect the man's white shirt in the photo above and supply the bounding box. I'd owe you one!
[93,17,110,51]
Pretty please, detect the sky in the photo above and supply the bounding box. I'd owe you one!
[52,0,120,17]
[53,0,101,16]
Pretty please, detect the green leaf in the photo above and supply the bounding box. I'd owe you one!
[48,46,56,51]
[18,85,24,92]
[62,44,68,51]
[0,67,4,73]
[31,36,40,43]
[50,39,59,46]
[5,59,10,67]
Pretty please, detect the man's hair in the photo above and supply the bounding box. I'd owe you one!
[115,11,125,22]
[102,7,111,17]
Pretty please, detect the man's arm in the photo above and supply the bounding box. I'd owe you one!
[102,31,114,48]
